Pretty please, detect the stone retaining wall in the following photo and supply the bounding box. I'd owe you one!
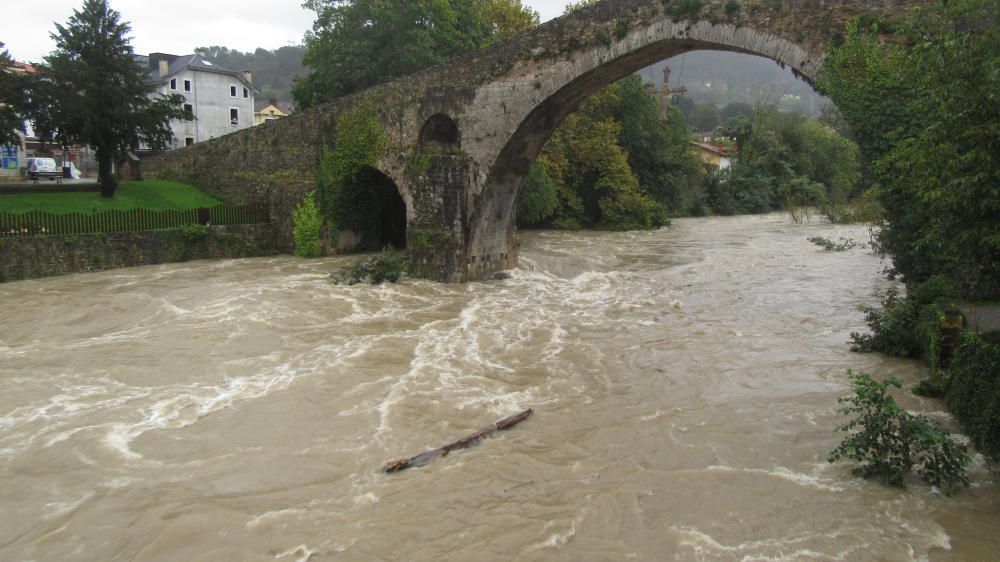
[0,224,276,283]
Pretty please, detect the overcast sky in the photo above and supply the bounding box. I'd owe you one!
[5,0,571,63]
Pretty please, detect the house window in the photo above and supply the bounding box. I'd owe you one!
[185,137,195,147]
[230,85,237,97]
[243,87,249,99]
[183,103,194,120]
[184,80,192,92]
[170,78,177,90]
[230,108,239,125]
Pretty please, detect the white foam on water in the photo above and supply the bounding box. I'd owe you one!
[352,492,379,506]
[42,491,95,519]
[671,526,854,561]
[640,407,687,423]
[739,549,845,561]
[275,544,315,562]
[704,465,845,492]
[246,508,308,529]
[0,380,158,458]
[528,519,579,551]
[97,344,367,462]
[159,298,191,316]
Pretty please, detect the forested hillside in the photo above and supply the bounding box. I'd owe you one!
[193,45,305,110]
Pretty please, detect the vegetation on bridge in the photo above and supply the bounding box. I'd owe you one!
[316,99,389,241]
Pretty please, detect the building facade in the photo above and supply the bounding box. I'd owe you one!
[689,141,732,170]
[145,53,257,149]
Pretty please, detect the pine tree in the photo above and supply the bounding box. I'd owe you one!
[0,42,26,147]
[31,0,185,197]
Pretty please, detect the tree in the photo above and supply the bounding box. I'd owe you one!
[536,89,659,230]
[295,0,539,108]
[30,0,185,197]
[820,0,1000,298]
[688,103,720,131]
[720,102,753,122]
[0,42,26,146]
[596,75,705,215]
[516,162,558,227]
[713,107,861,217]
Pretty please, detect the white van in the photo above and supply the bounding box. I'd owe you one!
[25,158,60,180]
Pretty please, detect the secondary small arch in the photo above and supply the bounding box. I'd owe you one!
[419,114,461,148]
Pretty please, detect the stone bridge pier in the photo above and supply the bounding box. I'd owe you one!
[143,0,914,282]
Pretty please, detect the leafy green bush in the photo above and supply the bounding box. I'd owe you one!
[829,371,971,494]
[292,191,323,258]
[809,236,859,252]
[330,247,408,285]
[850,276,958,362]
[946,334,1000,459]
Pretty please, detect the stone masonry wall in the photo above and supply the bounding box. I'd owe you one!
[0,224,276,283]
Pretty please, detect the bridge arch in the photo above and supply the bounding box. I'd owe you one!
[352,165,408,250]
[465,15,830,279]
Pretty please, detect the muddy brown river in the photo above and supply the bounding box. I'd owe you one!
[0,214,996,561]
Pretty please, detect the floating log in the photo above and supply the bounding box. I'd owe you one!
[382,409,534,473]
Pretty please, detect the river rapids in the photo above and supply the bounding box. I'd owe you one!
[0,214,996,561]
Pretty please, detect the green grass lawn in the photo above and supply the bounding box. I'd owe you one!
[0,180,221,214]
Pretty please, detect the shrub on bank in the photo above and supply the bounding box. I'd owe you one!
[850,275,1000,461]
[850,276,960,369]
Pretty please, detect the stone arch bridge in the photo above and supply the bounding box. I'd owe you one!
[144,0,913,282]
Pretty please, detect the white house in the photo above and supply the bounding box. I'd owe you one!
[144,53,257,149]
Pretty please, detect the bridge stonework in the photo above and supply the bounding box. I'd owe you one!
[143,0,912,282]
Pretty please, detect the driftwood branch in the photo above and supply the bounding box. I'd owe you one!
[382,409,534,473]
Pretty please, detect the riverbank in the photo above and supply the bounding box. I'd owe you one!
[850,275,1000,461]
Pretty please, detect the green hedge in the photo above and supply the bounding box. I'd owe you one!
[946,335,1000,459]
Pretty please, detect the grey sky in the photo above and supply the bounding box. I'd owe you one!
[5,0,571,63]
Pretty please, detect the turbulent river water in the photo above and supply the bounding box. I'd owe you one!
[1,214,997,561]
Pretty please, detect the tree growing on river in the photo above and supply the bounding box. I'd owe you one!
[27,0,185,198]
